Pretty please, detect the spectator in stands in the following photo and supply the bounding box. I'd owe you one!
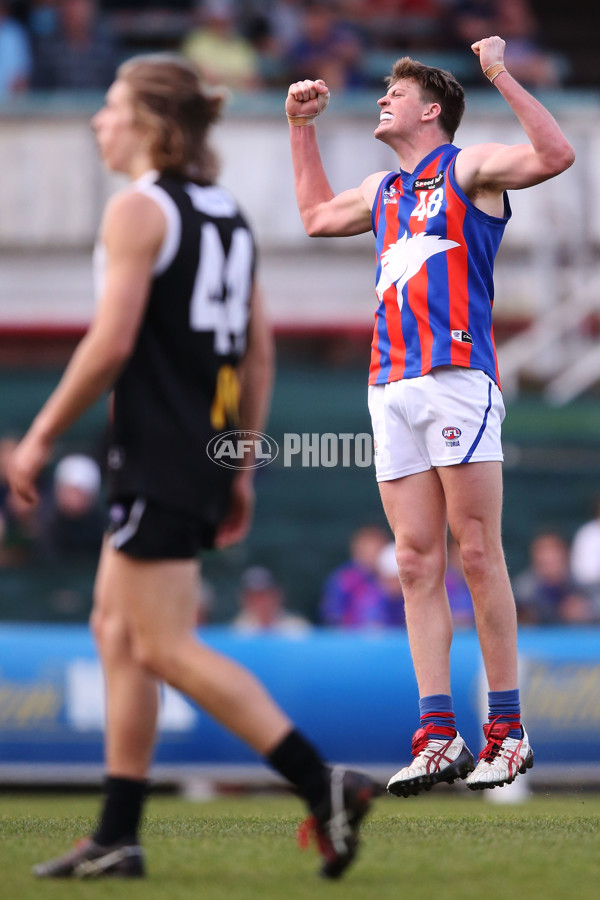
[445,534,475,628]
[266,0,304,54]
[32,0,121,90]
[232,566,311,635]
[320,524,401,628]
[374,541,406,627]
[287,1,365,91]
[0,0,32,98]
[451,0,497,47]
[0,486,41,567]
[451,0,562,87]
[244,12,288,88]
[513,531,594,625]
[497,0,562,87]
[182,0,263,91]
[28,0,59,41]
[570,496,600,593]
[345,0,446,52]
[39,454,104,561]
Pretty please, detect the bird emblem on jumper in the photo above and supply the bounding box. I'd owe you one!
[376,231,460,309]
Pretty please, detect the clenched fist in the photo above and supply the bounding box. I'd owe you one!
[471,36,506,75]
[286,79,330,125]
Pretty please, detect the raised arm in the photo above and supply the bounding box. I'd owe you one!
[454,36,575,197]
[286,78,385,237]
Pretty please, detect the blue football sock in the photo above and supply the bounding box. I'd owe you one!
[488,689,521,739]
[418,694,456,740]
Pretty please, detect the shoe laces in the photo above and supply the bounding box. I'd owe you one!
[67,837,93,858]
[411,723,456,757]
[296,816,337,863]
[479,716,519,762]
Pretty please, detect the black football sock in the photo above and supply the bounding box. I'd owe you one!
[266,728,329,812]
[93,775,147,846]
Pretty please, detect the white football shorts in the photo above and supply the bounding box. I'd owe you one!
[367,365,505,483]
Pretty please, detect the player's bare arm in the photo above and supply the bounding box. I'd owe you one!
[7,190,164,504]
[237,284,274,439]
[454,36,574,205]
[287,78,386,237]
[215,284,274,549]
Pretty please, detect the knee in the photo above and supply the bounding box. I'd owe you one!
[395,543,445,591]
[130,633,175,681]
[459,539,488,585]
[90,604,127,661]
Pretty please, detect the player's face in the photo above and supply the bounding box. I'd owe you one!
[92,80,147,174]
[374,79,429,144]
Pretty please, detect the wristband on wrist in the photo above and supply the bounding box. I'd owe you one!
[483,63,507,83]
[287,114,315,126]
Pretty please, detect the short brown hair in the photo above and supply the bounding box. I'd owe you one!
[385,58,465,141]
[117,54,224,184]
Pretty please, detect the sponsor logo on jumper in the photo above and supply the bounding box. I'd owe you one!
[451,330,473,344]
[442,426,461,447]
[207,430,279,469]
[413,172,444,192]
[383,185,400,205]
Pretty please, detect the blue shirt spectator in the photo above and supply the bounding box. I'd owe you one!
[32,0,121,91]
[320,527,404,629]
[0,2,32,98]
[321,560,402,628]
[287,1,365,91]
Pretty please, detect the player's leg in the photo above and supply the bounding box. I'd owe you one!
[439,461,517,689]
[107,546,293,751]
[379,470,451,696]
[438,460,533,788]
[92,539,159,779]
[32,540,158,879]
[107,543,376,879]
[34,541,376,879]
[380,471,475,796]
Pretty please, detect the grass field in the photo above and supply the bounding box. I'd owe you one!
[1,789,599,900]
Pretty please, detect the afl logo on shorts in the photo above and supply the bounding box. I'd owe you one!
[442,427,461,440]
[207,430,279,470]
[442,426,461,447]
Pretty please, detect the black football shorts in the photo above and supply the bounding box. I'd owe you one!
[107,496,218,560]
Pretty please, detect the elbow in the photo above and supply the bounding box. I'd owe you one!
[562,143,576,171]
[301,209,329,238]
[551,142,576,176]
[305,222,332,238]
[303,216,323,238]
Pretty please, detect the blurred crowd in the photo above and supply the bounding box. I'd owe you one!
[314,516,600,630]
[2,426,600,627]
[0,0,565,100]
[214,513,600,631]
[0,436,104,618]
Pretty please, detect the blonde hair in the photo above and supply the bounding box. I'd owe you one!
[117,54,224,184]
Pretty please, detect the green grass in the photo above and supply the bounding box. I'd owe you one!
[1,791,599,900]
